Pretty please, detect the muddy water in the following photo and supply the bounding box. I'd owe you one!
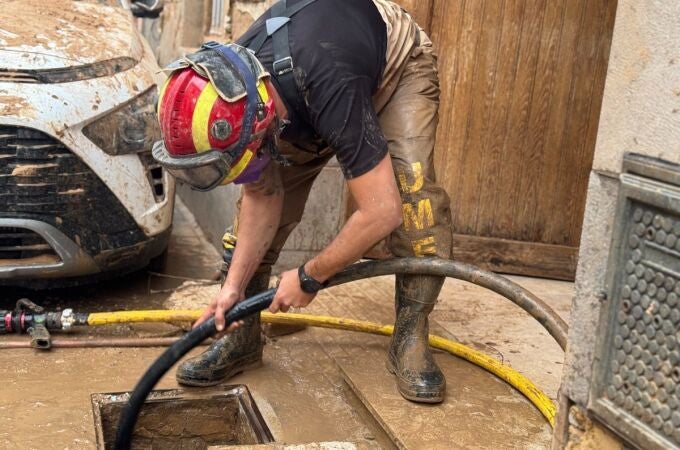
[0,347,183,449]
[229,338,394,449]
[0,333,390,449]
[95,392,264,449]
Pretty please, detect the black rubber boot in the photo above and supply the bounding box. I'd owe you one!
[175,271,270,387]
[387,274,446,403]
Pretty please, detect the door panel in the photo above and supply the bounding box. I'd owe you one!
[396,0,433,32]
[427,0,617,279]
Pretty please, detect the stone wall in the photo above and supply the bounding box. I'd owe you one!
[554,1,680,448]
[589,0,680,175]
[231,0,275,39]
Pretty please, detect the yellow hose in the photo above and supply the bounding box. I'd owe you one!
[87,310,556,426]
[88,310,201,325]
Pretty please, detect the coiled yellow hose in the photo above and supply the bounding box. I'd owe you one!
[87,309,555,426]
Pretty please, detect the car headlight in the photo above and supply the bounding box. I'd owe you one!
[83,86,161,155]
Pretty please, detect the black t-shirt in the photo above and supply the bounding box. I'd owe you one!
[237,0,388,179]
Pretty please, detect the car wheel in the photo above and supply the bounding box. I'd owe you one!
[148,247,169,273]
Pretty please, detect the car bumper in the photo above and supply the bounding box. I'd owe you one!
[0,218,171,283]
[0,218,98,279]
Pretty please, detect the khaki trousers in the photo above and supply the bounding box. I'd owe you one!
[238,27,453,271]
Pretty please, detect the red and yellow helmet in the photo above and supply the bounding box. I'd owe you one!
[154,43,277,189]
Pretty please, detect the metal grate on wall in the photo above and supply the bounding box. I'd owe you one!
[591,154,680,450]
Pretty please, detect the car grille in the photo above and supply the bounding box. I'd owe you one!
[0,126,146,256]
[0,227,59,263]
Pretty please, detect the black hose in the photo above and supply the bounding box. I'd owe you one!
[114,289,275,450]
[115,257,568,449]
[327,258,568,349]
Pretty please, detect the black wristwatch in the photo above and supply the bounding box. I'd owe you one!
[298,264,327,294]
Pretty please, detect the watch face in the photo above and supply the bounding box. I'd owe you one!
[301,277,319,294]
[299,265,322,293]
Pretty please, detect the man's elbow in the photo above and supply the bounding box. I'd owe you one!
[386,203,403,233]
[364,202,402,236]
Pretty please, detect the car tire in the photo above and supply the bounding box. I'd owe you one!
[148,246,169,273]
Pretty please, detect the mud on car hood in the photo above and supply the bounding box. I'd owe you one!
[0,0,143,71]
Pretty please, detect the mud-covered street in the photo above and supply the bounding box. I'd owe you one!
[0,203,569,449]
[5,0,669,448]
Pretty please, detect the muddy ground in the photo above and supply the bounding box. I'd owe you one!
[0,203,570,449]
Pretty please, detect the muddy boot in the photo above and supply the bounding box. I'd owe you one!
[387,274,446,403]
[175,271,270,387]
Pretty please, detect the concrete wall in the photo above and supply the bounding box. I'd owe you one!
[140,0,229,67]
[590,0,680,175]
[554,1,680,448]
[139,0,204,67]
[178,158,348,273]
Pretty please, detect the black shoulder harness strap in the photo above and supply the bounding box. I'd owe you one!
[247,0,318,118]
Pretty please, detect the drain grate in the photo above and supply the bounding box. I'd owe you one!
[91,385,273,450]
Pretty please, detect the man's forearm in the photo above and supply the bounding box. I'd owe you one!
[195,165,283,331]
[306,206,400,282]
[226,191,282,292]
[306,155,402,283]
[265,154,401,314]
[225,164,284,293]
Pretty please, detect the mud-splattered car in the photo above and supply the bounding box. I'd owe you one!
[0,1,174,286]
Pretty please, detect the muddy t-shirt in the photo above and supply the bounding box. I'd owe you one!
[237,0,388,179]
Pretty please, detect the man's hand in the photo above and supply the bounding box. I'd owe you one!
[194,283,244,334]
[269,268,317,313]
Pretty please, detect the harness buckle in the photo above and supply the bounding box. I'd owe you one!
[201,41,221,50]
[272,56,294,76]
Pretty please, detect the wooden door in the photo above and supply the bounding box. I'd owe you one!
[394,0,433,32]
[391,0,617,280]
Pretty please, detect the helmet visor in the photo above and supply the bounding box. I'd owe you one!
[152,141,233,191]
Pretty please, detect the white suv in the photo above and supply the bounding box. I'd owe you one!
[0,1,174,286]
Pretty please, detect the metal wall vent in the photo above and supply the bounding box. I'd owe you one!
[591,154,680,450]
